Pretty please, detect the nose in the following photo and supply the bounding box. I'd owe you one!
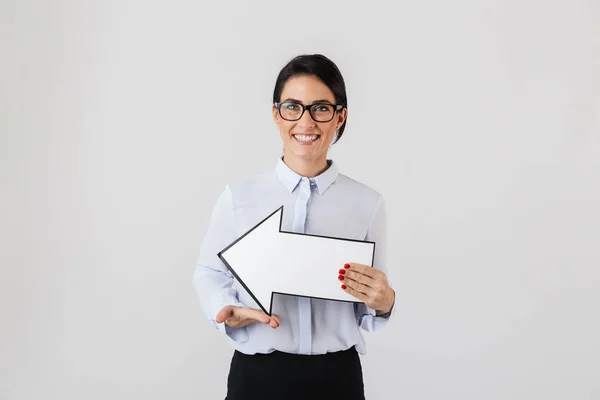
[298,107,317,127]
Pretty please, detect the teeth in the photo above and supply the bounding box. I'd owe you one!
[294,134,318,142]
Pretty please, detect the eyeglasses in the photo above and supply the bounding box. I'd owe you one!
[274,101,344,122]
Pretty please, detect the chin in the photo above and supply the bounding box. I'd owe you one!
[282,134,331,160]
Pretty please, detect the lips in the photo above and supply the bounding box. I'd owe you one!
[293,134,320,143]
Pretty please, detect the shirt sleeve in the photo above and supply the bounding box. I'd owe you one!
[192,185,248,342]
[355,195,397,332]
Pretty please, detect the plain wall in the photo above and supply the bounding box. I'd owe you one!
[1,0,599,399]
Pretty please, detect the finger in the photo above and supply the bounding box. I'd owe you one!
[344,262,380,279]
[271,314,281,327]
[340,268,375,288]
[340,282,369,302]
[241,308,271,325]
[215,305,235,324]
[269,317,278,329]
[234,307,271,324]
[267,313,281,328]
[342,276,375,299]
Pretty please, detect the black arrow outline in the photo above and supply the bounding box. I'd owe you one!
[217,205,376,316]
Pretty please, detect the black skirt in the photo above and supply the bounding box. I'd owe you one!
[225,346,365,400]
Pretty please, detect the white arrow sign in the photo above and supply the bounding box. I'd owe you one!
[217,206,376,316]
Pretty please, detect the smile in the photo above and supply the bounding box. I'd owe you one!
[293,134,320,143]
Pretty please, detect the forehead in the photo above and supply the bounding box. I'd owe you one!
[280,75,336,103]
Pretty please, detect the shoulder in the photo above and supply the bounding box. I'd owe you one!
[226,169,274,192]
[222,169,276,207]
[334,172,383,206]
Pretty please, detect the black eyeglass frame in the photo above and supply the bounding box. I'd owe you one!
[274,101,345,122]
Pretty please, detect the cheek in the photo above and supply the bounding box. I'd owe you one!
[322,123,338,137]
[278,121,294,135]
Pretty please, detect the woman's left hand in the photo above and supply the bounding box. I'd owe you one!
[339,262,395,315]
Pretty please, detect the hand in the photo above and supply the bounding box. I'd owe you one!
[216,305,281,329]
[338,263,395,314]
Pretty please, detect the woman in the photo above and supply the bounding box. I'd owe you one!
[193,54,395,400]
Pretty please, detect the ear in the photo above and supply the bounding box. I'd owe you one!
[335,107,347,130]
[272,104,280,126]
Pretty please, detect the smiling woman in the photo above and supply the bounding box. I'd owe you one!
[272,57,348,179]
[193,54,395,400]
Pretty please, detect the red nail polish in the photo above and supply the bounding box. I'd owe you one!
[339,269,346,275]
[338,275,345,281]
[341,284,347,289]
[344,263,350,269]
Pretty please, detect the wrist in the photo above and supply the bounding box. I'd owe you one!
[376,288,395,316]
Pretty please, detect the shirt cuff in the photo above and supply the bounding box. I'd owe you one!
[358,302,395,332]
[209,296,249,343]
[215,319,249,343]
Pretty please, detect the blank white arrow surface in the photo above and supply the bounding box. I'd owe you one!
[218,206,375,315]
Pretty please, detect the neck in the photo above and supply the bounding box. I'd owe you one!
[282,153,329,178]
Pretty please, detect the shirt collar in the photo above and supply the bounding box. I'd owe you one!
[275,157,338,195]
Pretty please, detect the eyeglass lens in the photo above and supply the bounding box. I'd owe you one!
[279,102,335,122]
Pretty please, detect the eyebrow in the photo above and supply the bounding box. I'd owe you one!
[282,98,335,104]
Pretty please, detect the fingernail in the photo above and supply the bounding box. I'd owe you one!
[338,275,345,281]
[344,264,350,269]
[338,269,346,275]
[341,284,347,289]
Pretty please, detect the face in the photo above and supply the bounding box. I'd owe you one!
[273,75,347,164]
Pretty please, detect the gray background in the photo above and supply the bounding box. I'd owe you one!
[1,0,599,399]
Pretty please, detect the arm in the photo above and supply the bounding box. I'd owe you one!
[352,195,396,332]
[192,185,248,342]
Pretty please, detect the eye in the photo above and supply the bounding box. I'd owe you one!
[313,104,333,113]
[283,103,300,111]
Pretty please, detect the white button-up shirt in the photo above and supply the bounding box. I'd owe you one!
[193,158,393,355]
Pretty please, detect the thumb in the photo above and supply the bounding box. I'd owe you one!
[237,307,270,324]
[215,305,236,324]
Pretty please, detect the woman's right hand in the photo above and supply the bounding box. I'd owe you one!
[216,305,280,329]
